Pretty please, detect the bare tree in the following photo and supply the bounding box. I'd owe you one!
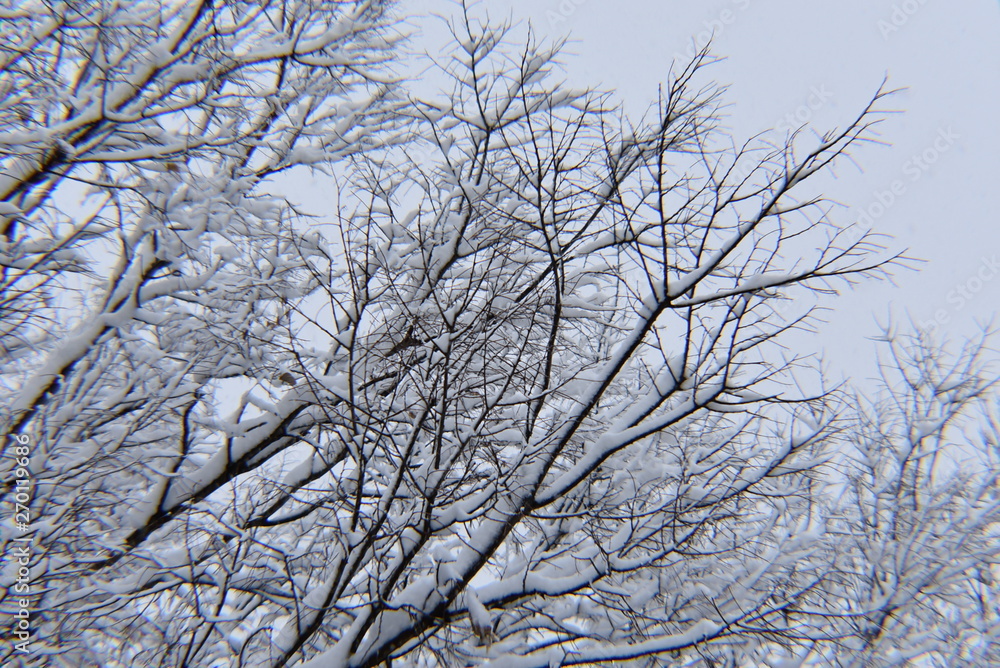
[0,1,403,665]
[812,328,1000,668]
[9,2,987,667]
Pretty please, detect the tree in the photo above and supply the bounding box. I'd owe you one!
[0,1,404,664]
[813,328,1000,667]
[6,2,991,667]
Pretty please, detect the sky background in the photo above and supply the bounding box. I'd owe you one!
[392,0,1000,391]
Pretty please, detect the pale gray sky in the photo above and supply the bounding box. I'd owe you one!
[399,0,1000,387]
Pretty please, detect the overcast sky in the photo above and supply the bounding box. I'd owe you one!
[396,0,1000,389]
